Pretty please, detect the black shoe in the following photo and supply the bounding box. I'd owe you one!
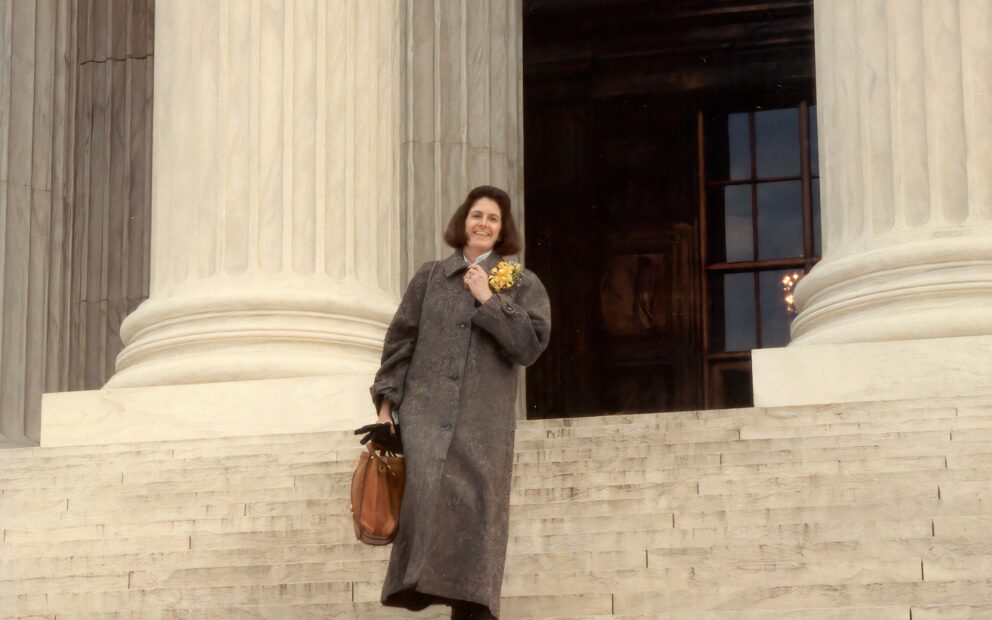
[451,601,496,620]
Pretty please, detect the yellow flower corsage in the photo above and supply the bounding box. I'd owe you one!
[488,260,523,292]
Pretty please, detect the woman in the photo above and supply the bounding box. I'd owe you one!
[370,185,552,619]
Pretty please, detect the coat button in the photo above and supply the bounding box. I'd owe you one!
[457,321,467,329]
[449,372,459,381]
[441,423,452,431]
[503,303,515,314]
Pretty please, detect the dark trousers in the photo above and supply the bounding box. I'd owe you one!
[450,600,497,620]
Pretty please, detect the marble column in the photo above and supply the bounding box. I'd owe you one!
[752,0,992,406]
[0,0,73,445]
[104,0,404,389]
[403,0,524,281]
[40,0,528,446]
[403,0,527,418]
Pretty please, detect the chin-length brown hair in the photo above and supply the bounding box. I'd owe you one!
[443,185,523,256]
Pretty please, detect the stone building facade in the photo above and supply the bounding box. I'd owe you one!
[0,0,990,448]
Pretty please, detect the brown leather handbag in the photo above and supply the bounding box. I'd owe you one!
[350,441,405,545]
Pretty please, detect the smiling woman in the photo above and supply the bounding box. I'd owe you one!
[463,198,502,261]
[370,185,550,619]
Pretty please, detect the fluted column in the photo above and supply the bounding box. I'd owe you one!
[0,0,73,444]
[789,0,992,345]
[105,0,403,388]
[753,0,992,407]
[403,0,524,280]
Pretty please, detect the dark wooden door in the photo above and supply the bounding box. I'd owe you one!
[594,101,704,414]
[523,0,815,419]
[525,94,704,418]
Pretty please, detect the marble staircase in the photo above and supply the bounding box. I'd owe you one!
[2,395,992,618]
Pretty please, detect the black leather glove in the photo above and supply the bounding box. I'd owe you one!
[353,422,403,454]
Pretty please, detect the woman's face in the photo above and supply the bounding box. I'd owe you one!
[463,198,502,254]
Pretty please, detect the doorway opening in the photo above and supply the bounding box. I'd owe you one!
[523,0,819,418]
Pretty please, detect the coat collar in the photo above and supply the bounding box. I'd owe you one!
[441,248,504,278]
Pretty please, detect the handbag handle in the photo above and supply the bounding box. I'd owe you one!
[367,441,402,477]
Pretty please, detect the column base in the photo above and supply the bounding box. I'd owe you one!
[752,334,992,407]
[40,373,378,447]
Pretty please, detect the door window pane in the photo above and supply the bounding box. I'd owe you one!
[723,273,756,351]
[759,269,798,348]
[709,360,753,409]
[755,108,800,177]
[724,185,753,262]
[728,113,750,180]
[757,181,803,259]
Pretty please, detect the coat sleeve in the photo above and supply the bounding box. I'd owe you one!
[369,261,434,414]
[470,268,552,367]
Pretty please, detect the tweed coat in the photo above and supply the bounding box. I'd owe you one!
[370,249,551,618]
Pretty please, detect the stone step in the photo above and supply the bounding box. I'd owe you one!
[0,450,966,498]
[0,454,356,481]
[0,423,984,483]
[1,470,969,547]
[513,421,992,455]
[0,547,638,581]
[8,497,965,550]
[1,493,985,566]
[0,588,602,618]
[8,532,964,584]
[514,406,971,441]
[0,601,961,620]
[514,435,990,465]
[513,429,955,459]
[0,469,953,530]
[4,481,960,551]
[508,474,933,506]
[9,437,982,483]
[508,517,937,554]
[2,394,986,465]
[7,405,964,473]
[3,394,991,618]
[4,473,980,534]
[911,605,992,619]
[525,395,992,429]
[7,456,968,510]
[4,437,980,489]
[154,602,916,620]
[612,579,992,615]
[0,554,939,610]
[493,561,923,598]
[513,406,962,441]
[0,580,359,615]
[2,510,938,556]
[509,487,951,520]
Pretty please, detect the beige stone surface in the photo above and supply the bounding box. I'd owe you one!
[40,374,374,447]
[5,395,992,617]
[753,335,992,407]
[0,0,74,444]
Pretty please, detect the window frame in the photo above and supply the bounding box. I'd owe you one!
[697,101,821,409]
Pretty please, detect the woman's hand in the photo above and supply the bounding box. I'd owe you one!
[377,400,395,426]
[464,264,493,304]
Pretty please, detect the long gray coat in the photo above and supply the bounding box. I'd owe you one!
[370,249,551,618]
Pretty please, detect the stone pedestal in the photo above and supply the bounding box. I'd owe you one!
[753,0,992,407]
